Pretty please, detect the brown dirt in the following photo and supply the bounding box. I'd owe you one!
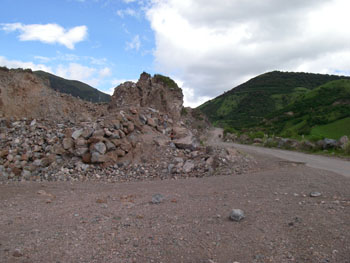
[0,150,349,263]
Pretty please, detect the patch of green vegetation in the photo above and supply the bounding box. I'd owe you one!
[256,79,350,139]
[310,117,350,140]
[181,107,188,116]
[154,74,180,90]
[192,108,204,121]
[249,131,265,139]
[223,127,237,136]
[34,70,111,103]
[198,71,350,130]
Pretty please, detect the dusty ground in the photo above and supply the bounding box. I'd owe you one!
[0,136,350,262]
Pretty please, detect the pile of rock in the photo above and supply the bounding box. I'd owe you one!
[0,116,255,182]
[0,71,257,182]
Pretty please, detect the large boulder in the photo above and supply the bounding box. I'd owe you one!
[322,138,338,150]
[173,134,199,151]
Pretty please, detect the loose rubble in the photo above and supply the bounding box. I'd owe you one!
[0,72,256,183]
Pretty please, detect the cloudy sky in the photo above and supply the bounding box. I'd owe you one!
[1,0,350,107]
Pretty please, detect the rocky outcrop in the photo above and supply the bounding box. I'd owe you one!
[108,72,183,121]
[0,68,106,121]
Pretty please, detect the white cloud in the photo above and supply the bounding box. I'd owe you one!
[111,78,137,87]
[116,8,139,18]
[123,0,137,3]
[1,23,88,49]
[0,56,52,72]
[126,35,141,51]
[33,56,52,63]
[99,67,111,77]
[56,63,96,83]
[0,56,114,94]
[146,0,350,107]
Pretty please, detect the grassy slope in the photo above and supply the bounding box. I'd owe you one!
[263,79,350,139]
[34,70,111,103]
[199,71,350,129]
[310,117,350,140]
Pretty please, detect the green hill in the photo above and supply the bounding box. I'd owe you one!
[263,79,350,139]
[34,70,111,103]
[198,71,350,130]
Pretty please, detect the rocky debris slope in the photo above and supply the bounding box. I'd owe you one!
[0,116,255,182]
[0,72,256,182]
[0,67,106,121]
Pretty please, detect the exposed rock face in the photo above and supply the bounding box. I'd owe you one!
[0,68,106,121]
[109,72,183,121]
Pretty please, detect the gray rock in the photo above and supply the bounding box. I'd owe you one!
[92,142,107,155]
[229,209,245,222]
[21,169,31,179]
[75,147,88,157]
[168,164,175,173]
[310,192,321,197]
[91,152,105,163]
[339,135,349,149]
[127,122,135,133]
[93,129,105,137]
[174,157,184,164]
[105,140,116,151]
[152,194,164,204]
[139,114,147,125]
[174,135,199,151]
[110,132,120,139]
[183,160,195,173]
[30,119,37,126]
[72,129,83,140]
[82,128,94,139]
[104,128,113,137]
[323,138,338,149]
[33,159,43,167]
[62,138,74,150]
[119,130,126,138]
[75,138,87,147]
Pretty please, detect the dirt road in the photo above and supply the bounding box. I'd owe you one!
[232,143,350,178]
[208,128,350,178]
[0,129,349,262]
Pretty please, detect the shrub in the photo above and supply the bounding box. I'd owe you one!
[308,134,324,142]
[251,131,265,139]
[0,66,9,72]
[181,107,188,116]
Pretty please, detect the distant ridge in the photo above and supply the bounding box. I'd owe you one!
[198,71,350,130]
[34,70,111,103]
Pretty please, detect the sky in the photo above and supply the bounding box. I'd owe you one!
[1,0,350,107]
